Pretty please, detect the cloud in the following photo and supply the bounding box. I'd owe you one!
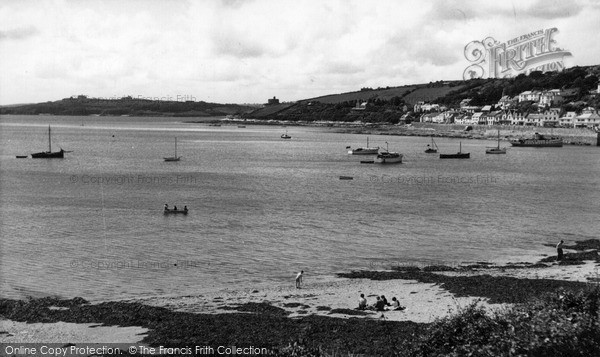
[521,0,583,19]
[0,26,38,41]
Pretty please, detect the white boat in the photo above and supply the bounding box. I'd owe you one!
[486,130,507,154]
[349,137,379,155]
[164,137,181,162]
[281,130,291,139]
[375,142,403,164]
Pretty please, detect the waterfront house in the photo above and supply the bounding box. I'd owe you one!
[558,111,578,128]
[454,114,472,125]
[575,108,600,128]
[485,111,503,126]
[470,112,485,125]
[504,110,526,126]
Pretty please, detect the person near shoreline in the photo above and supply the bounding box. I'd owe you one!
[557,240,565,261]
[164,204,168,211]
[358,293,367,310]
[295,270,304,289]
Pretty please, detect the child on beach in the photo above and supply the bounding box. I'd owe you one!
[295,270,304,289]
[557,240,564,261]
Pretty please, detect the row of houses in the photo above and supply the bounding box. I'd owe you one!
[419,107,600,128]
[415,86,600,115]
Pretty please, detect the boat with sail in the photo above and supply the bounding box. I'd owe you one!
[425,137,438,153]
[31,125,65,159]
[281,130,291,139]
[440,141,470,159]
[164,137,181,162]
[510,132,563,147]
[375,142,403,164]
[349,137,379,155]
[486,130,507,154]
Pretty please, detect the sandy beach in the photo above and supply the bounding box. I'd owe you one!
[2,245,597,346]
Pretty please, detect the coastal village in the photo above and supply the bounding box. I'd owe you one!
[413,85,600,129]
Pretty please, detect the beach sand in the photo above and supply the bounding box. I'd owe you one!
[1,252,597,344]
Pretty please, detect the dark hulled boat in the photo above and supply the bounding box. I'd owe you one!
[510,133,563,147]
[31,126,65,158]
[440,142,470,159]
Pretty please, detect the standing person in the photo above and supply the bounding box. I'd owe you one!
[295,270,304,289]
[556,240,564,261]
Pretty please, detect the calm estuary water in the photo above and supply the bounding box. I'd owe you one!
[1,115,599,301]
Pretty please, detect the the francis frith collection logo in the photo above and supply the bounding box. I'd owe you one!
[463,28,572,80]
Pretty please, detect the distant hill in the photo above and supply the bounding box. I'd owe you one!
[245,65,600,123]
[0,96,255,117]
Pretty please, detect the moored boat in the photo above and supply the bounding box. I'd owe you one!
[486,130,507,154]
[31,125,66,158]
[281,130,291,139]
[425,138,438,153]
[349,137,379,155]
[375,142,403,164]
[164,137,181,162]
[440,142,470,159]
[510,133,563,147]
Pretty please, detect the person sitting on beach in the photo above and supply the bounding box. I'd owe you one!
[373,296,386,311]
[184,205,188,212]
[174,206,178,211]
[358,294,367,310]
[391,297,405,311]
[381,295,391,306]
[164,204,169,211]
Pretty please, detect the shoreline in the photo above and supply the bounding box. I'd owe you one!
[2,245,598,347]
[189,118,600,146]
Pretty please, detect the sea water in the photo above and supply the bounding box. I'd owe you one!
[1,115,598,301]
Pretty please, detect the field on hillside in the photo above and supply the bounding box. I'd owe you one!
[306,84,466,105]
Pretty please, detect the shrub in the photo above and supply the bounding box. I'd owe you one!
[410,287,600,357]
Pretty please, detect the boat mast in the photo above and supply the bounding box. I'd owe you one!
[48,125,51,152]
[175,137,177,157]
[497,130,501,149]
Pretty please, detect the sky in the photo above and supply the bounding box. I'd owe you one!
[1,0,599,105]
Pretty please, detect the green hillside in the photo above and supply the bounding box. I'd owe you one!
[245,66,600,123]
[0,95,255,117]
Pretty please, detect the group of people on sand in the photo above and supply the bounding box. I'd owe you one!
[358,293,405,312]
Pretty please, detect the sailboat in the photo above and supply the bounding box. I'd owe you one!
[440,141,470,159]
[349,137,379,155]
[281,130,291,139]
[164,137,181,162]
[375,142,403,164]
[486,130,507,154]
[31,125,65,158]
[425,137,438,153]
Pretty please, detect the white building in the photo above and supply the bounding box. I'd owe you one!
[558,112,578,127]
[539,90,564,106]
[518,90,542,102]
